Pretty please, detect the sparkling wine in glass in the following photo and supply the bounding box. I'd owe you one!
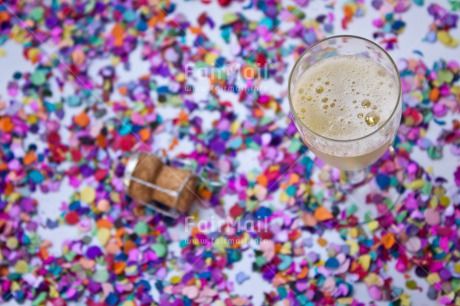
[288,35,402,187]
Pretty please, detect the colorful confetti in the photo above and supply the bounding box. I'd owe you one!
[0,0,460,305]
[424,3,459,48]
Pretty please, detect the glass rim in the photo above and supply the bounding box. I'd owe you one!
[287,34,402,143]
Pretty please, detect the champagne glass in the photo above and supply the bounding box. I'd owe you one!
[288,35,402,219]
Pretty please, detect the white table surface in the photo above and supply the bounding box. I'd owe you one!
[1,0,460,305]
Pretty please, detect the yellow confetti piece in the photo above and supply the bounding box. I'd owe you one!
[230,121,241,134]
[110,191,121,203]
[14,260,28,274]
[214,237,230,253]
[11,281,20,291]
[249,21,258,30]
[175,73,185,82]
[409,179,425,190]
[80,186,96,203]
[426,273,440,285]
[171,276,181,284]
[280,242,292,255]
[367,220,379,232]
[122,301,135,306]
[363,273,382,286]
[439,196,450,207]
[345,240,359,254]
[400,293,411,306]
[205,52,218,66]
[438,30,459,47]
[7,237,19,250]
[49,286,59,299]
[0,49,6,57]
[349,227,358,238]
[336,297,353,305]
[111,56,121,66]
[455,264,460,274]
[97,228,111,246]
[280,192,289,203]
[358,254,371,271]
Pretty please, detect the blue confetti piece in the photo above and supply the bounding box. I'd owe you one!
[235,271,250,285]
[46,218,60,229]
[28,170,44,183]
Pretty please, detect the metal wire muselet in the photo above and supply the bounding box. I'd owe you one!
[123,153,225,218]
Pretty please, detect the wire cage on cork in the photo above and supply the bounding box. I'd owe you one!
[123,153,199,218]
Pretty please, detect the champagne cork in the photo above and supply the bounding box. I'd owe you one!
[127,153,198,214]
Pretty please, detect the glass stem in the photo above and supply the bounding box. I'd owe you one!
[345,169,368,186]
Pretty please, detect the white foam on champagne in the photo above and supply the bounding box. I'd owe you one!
[292,55,399,141]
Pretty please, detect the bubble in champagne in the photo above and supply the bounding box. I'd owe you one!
[307,96,312,101]
[378,69,386,77]
[301,108,306,113]
[365,111,380,126]
[299,88,305,94]
[330,103,335,108]
[353,100,357,104]
[322,97,328,103]
[316,86,324,94]
[357,113,363,118]
[361,99,371,108]
[323,105,328,109]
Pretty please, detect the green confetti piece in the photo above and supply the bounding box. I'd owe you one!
[31,70,46,86]
[151,243,167,258]
[93,270,109,282]
[396,211,408,223]
[30,7,44,21]
[71,263,83,272]
[288,138,302,153]
[346,204,357,217]
[255,255,266,267]
[422,182,432,195]
[32,292,47,306]
[134,221,149,235]
[64,251,77,262]
[428,145,443,160]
